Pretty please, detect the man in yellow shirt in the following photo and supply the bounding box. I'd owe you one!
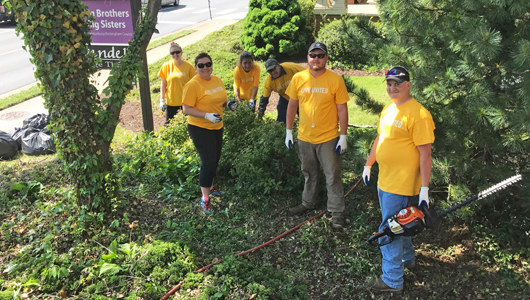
[258,58,306,122]
[284,42,349,230]
[362,66,435,293]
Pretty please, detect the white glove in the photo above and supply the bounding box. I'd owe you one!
[362,166,371,186]
[159,98,167,112]
[204,113,222,124]
[335,134,347,155]
[285,129,294,150]
[248,99,255,110]
[418,186,429,208]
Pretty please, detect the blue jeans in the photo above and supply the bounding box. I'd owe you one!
[377,187,416,289]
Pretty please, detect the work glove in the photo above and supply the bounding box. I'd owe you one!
[227,100,237,111]
[248,99,255,110]
[159,98,167,112]
[204,113,222,124]
[335,134,347,155]
[285,129,294,150]
[418,186,429,208]
[362,166,371,186]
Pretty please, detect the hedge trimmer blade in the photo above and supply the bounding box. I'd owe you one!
[439,174,523,218]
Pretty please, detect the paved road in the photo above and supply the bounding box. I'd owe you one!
[0,0,249,96]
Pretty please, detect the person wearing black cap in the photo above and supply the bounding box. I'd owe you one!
[233,51,261,111]
[257,58,306,122]
[284,42,350,230]
[362,66,435,292]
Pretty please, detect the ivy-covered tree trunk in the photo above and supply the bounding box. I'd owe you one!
[378,0,529,199]
[12,0,161,209]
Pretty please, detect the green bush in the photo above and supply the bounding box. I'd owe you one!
[219,106,303,197]
[241,0,311,59]
[113,114,199,200]
[317,17,389,70]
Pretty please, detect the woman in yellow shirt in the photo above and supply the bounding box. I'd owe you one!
[182,53,228,214]
[233,51,260,111]
[158,42,196,125]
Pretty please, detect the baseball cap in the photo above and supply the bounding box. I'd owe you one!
[385,66,410,83]
[308,42,328,53]
[265,58,279,72]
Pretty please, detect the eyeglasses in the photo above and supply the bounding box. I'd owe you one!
[309,53,326,59]
[197,62,213,68]
[170,50,181,55]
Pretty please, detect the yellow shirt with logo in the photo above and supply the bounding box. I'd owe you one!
[263,62,306,100]
[285,69,349,144]
[158,60,196,106]
[233,64,261,101]
[376,98,435,195]
[182,75,227,130]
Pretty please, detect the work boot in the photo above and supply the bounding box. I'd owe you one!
[331,213,346,230]
[369,277,402,293]
[288,204,313,216]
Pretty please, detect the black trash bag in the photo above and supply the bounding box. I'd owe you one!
[21,129,55,155]
[22,113,49,130]
[0,131,18,160]
[10,127,39,150]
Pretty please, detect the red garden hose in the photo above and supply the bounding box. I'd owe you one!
[160,178,363,300]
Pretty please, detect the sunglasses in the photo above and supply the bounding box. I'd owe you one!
[309,53,326,59]
[197,61,213,68]
[170,50,181,55]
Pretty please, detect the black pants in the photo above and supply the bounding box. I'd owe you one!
[187,124,223,188]
[165,106,182,125]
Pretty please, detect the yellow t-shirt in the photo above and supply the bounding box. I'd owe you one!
[262,62,306,99]
[158,60,196,106]
[233,64,261,101]
[285,69,349,144]
[182,75,227,130]
[376,98,435,195]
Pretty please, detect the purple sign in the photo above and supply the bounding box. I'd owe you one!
[85,0,134,45]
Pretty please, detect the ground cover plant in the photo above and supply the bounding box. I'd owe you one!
[1,6,529,300]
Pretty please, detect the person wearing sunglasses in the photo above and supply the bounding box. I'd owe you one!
[284,42,350,230]
[233,51,261,111]
[182,53,229,214]
[158,42,196,125]
[362,66,435,293]
[257,58,306,122]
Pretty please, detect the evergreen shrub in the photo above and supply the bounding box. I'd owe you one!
[219,106,303,196]
[241,0,311,59]
[317,17,389,70]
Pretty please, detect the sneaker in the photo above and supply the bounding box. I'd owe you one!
[288,204,314,216]
[209,186,225,197]
[201,198,212,215]
[369,277,402,293]
[331,214,346,230]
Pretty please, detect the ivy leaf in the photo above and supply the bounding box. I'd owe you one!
[44,52,53,63]
[99,263,121,276]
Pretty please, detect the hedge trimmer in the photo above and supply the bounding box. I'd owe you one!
[368,174,522,247]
